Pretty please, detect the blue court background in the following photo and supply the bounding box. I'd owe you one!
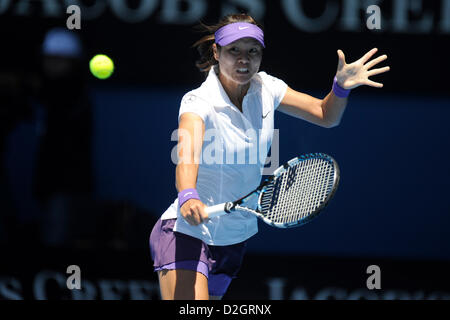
[91,87,450,261]
[8,85,448,261]
[2,1,450,301]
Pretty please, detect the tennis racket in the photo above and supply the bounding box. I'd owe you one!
[205,153,340,228]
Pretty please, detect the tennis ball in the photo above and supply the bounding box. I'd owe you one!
[89,54,114,79]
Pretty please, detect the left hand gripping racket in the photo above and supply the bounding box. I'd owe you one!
[205,153,340,228]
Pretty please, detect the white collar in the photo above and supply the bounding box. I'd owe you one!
[204,65,260,108]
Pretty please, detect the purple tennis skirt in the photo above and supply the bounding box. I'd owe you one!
[149,218,247,297]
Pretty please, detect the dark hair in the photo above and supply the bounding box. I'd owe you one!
[192,13,263,74]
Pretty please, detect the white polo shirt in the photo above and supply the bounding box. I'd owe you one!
[160,65,288,245]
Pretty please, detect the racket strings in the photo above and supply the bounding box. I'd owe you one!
[260,158,335,225]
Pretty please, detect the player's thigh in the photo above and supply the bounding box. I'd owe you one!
[158,269,209,300]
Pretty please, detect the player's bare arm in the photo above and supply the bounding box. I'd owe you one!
[176,112,208,226]
[278,48,390,128]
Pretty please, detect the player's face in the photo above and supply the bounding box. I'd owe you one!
[214,38,263,85]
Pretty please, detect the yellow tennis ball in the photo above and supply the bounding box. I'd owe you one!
[89,54,114,79]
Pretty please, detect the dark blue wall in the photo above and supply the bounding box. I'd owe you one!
[89,86,450,261]
[5,86,450,260]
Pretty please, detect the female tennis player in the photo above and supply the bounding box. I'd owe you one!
[149,13,390,300]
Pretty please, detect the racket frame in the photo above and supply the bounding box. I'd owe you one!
[206,153,340,228]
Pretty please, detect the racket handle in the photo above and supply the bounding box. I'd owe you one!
[205,203,230,219]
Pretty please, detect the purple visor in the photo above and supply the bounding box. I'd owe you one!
[215,22,265,48]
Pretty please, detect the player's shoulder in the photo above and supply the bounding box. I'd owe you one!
[257,70,270,78]
[255,71,280,92]
[179,87,213,122]
[257,70,284,84]
[244,71,273,93]
[180,87,210,107]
